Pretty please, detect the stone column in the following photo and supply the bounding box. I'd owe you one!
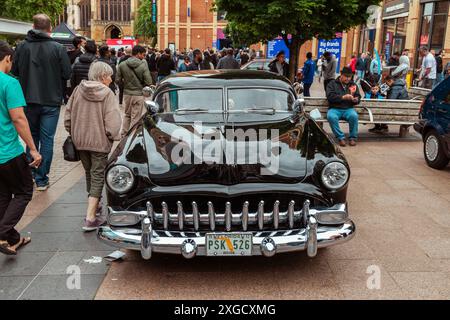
[187,0,191,49]
[405,0,421,65]
[175,0,180,49]
[164,0,169,48]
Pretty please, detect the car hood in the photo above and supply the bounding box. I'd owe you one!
[142,113,308,186]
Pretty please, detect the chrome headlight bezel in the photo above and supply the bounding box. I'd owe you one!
[106,165,135,194]
[320,162,349,191]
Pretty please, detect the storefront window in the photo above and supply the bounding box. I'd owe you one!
[382,17,407,61]
[358,25,376,55]
[419,1,449,52]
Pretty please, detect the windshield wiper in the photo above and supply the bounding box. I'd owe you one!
[175,108,210,114]
[245,107,276,115]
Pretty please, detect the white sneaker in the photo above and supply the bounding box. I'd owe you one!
[36,184,49,191]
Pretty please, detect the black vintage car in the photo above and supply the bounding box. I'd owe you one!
[98,70,355,259]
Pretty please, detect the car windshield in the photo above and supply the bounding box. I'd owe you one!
[156,89,223,112]
[227,88,293,111]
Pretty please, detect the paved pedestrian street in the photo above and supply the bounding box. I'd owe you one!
[1,109,449,299]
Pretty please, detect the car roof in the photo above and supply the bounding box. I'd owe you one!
[155,70,293,92]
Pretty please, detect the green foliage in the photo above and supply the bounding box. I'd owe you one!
[2,0,66,23]
[213,0,380,80]
[135,0,157,43]
[214,0,379,44]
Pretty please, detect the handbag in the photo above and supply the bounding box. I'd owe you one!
[63,136,80,162]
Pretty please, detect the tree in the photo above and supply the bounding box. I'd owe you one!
[2,0,66,24]
[213,0,380,81]
[135,0,157,46]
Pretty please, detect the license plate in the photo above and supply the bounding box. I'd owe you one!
[206,233,252,256]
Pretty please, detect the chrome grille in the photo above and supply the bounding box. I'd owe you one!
[145,198,313,231]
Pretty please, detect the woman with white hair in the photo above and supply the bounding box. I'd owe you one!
[64,61,122,231]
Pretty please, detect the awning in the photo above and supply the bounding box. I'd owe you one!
[0,18,31,36]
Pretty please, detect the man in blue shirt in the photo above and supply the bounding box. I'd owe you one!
[0,41,42,255]
[302,52,315,97]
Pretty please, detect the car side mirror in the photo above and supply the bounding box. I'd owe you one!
[292,98,305,114]
[142,86,155,98]
[145,100,163,114]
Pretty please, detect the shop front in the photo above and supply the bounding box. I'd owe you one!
[381,0,410,61]
[418,0,449,53]
[358,5,382,55]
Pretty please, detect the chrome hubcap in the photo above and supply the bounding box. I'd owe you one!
[425,135,439,162]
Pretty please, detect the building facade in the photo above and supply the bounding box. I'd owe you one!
[156,0,228,51]
[66,0,139,41]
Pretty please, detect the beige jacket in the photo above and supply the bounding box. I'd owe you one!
[64,80,122,153]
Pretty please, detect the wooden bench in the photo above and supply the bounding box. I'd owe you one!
[303,97,422,137]
[408,86,431,101]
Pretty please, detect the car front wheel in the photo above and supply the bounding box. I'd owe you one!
[424,130,450,169]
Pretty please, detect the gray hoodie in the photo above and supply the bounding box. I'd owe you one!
[392,55,410,80]
[323,56,337,81]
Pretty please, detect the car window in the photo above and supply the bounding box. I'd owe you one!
[262,62,271,70]
[245,62,262,70]
[227,88,294,111]
[155,89,223,112]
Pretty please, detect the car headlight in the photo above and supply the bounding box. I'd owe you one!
[321,162,349,191]
[106,165,134,194]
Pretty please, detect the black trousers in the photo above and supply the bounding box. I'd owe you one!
[324,79,333,92]
[0,154,33,246]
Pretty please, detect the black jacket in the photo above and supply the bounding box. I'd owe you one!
[146,53,157,72]
[268,60,290,78]
[97,57,117,93]
[326,77,361,109]
[156,54,176,76]
[68,48,83,65]
[12,30,72,106]
[71,53,96,90]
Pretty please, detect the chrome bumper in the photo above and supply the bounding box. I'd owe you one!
[97,201,356,259]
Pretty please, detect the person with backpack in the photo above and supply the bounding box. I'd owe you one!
[97,45,117,94]
[11,14,71,192]
[116,45,153,137]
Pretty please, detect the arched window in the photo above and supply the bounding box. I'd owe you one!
[100,0,131,21]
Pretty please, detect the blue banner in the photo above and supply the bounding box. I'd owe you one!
[267,39,290,60]
[152,0,157,23]
[318,38,342,73]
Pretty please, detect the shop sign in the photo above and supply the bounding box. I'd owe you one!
[383,0,410,18]
[318,38,342,73]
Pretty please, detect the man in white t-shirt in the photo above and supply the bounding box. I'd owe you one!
[418,46,437,89]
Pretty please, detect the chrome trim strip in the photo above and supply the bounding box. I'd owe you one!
[242,201,249,231]
[208,201,215,231]
[225,202,232,232]
[273,200,279,229]
[192,201,199,231]
[162,202,169,230]
[288,200,295,229]
[257,201,264,230]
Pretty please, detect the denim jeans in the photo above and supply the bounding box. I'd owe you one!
[327,108,359,141]
[25,105,61,187]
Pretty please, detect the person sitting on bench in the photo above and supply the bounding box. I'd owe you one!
[326,67,361,147]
